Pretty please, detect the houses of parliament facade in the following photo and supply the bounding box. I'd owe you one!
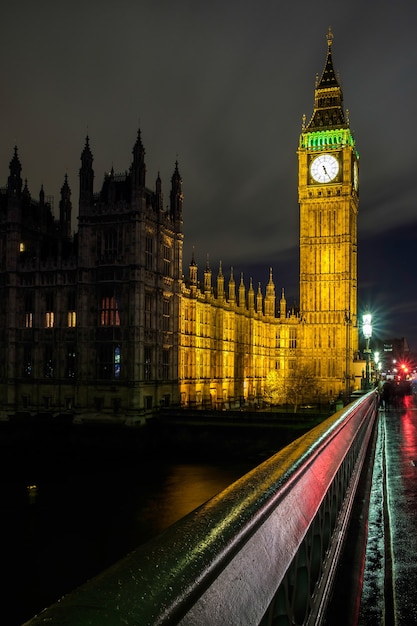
[0,32,361,423]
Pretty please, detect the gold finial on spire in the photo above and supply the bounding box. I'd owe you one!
[327,26,334,47]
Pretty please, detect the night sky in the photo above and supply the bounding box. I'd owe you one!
[2,1,417,350]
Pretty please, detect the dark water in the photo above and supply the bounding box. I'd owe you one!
[0,422,256,626]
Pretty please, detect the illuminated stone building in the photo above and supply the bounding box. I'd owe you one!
[0,132,183,422]
[0,31,359,421]
[179,259,299,408]
[75,131,184,417]
[180,29,360,406]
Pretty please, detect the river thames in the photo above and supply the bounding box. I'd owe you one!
[1,419,265,626]
[1,411,324,626]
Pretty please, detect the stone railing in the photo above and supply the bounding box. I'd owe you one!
[24,391,378,625]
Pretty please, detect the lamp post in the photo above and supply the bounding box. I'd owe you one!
[362,312,372,389]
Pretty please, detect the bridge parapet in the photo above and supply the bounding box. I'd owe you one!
[25,391,378,626]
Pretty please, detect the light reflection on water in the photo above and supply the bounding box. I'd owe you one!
[2,454,253,626]
[137,462,249,536]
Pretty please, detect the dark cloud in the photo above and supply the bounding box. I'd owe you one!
[2,0,417,346]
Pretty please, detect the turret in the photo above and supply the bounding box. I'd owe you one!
[204,255,212,296]
[155,172,163,211]
[189,250,197,297]
[248,278,255,312]
[6,146,23,266]
[217,261,224,300]
[170,160,183,222]
[8,146,22,199]
[239,273,246,308]
[59,174,72,239]
[79,136,94,214]
[131,129,146,208]
[264,267,276,317]
[38,185,47,233]
[22,179,30,202]
[256,283,263,314]
[228,268,236,303]
[280,288,287,319]
[279,287,287,319]
[21,179,31,221]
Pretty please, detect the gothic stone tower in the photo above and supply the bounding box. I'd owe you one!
[76,131,183,417]
[298,30,359,398]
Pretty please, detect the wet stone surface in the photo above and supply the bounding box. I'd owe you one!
[361,395,417,625]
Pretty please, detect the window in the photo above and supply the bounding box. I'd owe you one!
[100,290,121,326]
[45,293,54,328]
[98,344,121,380]
[114,345,121,378]
[66,347,76,378]
[23,346,32,377]
[24,294,33,328]
[98,228,121,260]
[45,311,54,328]
[184,352,188,379]
[289,328,297,349]
[104,229,118,258]
[162,348,170,379]
[44,345,54,378]
[67,311,76,327]
[145,236,153,270]
[67,292,76,327]
[163,244,171,276]
[163,298,170,331]
[145,293,152,329]
[144,346,152,380]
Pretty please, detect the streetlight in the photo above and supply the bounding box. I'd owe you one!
[362,312,372,389]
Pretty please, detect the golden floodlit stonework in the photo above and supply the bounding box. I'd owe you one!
[0,32,359,422]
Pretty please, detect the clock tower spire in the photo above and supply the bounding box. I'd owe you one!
[306,28,347,131]
[298,29,359,399]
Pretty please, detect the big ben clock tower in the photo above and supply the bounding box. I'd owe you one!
[298,29,359,397]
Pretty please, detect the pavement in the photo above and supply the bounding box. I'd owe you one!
[325,393,417,625]
[359,394,417,625]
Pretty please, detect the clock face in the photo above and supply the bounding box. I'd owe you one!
[310,154,339,183]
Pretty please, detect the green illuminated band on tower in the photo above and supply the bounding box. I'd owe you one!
[299,128,357,153]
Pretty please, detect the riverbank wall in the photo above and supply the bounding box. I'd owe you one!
[0,409,331,477]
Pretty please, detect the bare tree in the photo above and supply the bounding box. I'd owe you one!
[264,370,285,405]
[264,365,322,413]
[285,365,322,413]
